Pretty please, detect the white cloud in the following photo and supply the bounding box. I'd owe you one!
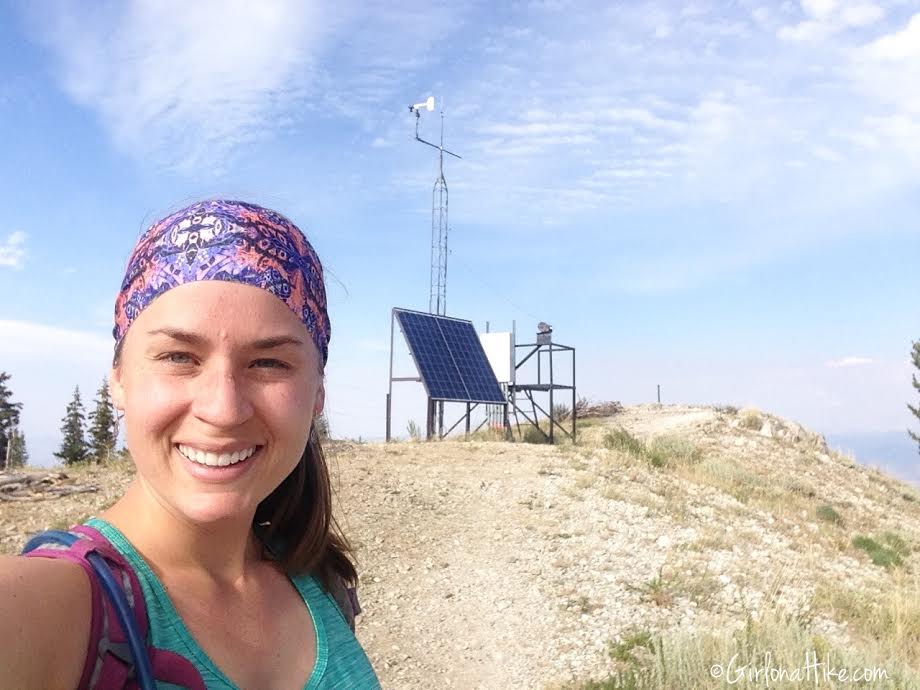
[0,320,112,363]
[803,0,837,21]
[21,1,920,294]
[0,231,26,269]
[860,12,920,61]
[779,0,884,40]
[30,1,461,172]
[848,14,920,162]
[826,356,874,368]
[812,145,844,163]
[33,0,327,172]
[598,107,685,132]
[778,19,832,40]
[840,4,885,28]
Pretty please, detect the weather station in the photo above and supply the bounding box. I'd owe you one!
[386,96,576,444]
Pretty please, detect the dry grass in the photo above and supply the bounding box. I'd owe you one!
[813,571,920,669]
[570,605,920,689]
[738,407,764,431]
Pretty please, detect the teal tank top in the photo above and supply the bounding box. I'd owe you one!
[86,518,380,690]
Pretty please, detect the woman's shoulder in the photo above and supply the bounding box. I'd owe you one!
[0,554,92,689]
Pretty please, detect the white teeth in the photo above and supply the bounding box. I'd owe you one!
[178,444,257,467]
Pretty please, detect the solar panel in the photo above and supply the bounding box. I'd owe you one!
[395,309,506,404]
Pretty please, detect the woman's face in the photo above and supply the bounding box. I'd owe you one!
[110,281,325,526]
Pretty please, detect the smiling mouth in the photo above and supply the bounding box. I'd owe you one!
[176,444,262,467]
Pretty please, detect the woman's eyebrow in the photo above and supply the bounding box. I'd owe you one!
[146,328,304,349]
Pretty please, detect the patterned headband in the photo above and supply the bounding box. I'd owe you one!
[113,199,330,365]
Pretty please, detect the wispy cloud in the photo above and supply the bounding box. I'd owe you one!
[779,0,885,41]
[23,2,920,294]
[424,3,920,279]
[0,231,26,269]
[29,1,461,173]
[826,356,875,368]
[32,0,328,172]
[0,320,112,368]
[860,11,920,60]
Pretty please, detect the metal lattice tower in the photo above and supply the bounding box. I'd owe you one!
[410,98,461,316]
[430,119,448,315]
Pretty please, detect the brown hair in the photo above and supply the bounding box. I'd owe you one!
[254,429,357,590]
[112,339,357,592]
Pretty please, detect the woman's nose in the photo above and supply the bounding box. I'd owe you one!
[191,366,254,427]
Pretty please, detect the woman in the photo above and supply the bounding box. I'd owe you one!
[1,200,380,689]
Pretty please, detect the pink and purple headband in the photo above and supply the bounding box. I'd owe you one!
[113,199,330,365]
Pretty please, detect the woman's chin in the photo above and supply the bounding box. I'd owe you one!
[169,492,259,527]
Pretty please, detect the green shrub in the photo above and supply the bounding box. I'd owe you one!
[646,436,701,468]
[553,403,571,420]
[881,531,910,556]
[604,428,645,458]
[604,429,700,470]
[608,629,657,663]
[853,534,908,569]
[522,425,550,444]
[739,408,763,431]
[815,504,844,526]
[637,571,675,608]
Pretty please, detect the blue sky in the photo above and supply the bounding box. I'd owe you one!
[0,0,918,474]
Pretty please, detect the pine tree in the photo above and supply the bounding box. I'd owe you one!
[87,377,119,463]
[54,386,88,465]
[6,426,28,468]
[0,372,23,470]
[910,340,920,455]
[314,411,330,442]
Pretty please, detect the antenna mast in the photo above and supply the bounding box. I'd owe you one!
[409,97,461,316]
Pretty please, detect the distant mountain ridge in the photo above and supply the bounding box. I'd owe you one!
[827,430,919,485]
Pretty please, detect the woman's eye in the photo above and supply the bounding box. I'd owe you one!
[160,352,194,364]
[156,353,287,369]
[252,359,288,369]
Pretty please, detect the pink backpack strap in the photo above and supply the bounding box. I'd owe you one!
[23,537,104,689]
[23,526,207,690]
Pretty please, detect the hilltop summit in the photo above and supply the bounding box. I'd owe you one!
[2,404,918,688]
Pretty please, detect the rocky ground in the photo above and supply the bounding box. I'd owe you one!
[3,404,919,688]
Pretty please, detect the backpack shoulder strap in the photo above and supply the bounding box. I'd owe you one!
[21,530,104,689]
[326,574,362,633]
[22,526,207,690]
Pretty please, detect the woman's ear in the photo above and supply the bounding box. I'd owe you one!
[313,382,325,419]
[109,367,125,412]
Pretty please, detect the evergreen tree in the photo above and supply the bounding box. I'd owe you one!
[54,386,88,465]
[314,411,330,442]
[0,372,23,470]
[910,340,920,454]
[87,377,119,463]
[6,426,28,468]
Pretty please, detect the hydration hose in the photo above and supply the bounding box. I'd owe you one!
[23,530,157,690]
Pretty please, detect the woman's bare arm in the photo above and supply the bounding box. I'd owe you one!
[0,555,91,690]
